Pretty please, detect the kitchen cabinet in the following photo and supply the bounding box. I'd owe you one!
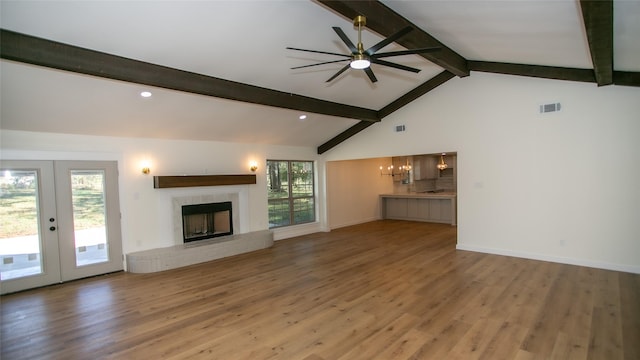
[380,193,456,225]
[424,156,439,180]
[386,197,408,218]
[412,155,439,180]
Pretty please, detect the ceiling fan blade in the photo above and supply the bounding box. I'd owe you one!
[291,59,349,70]
[332,27,358,53]
[371,58,421,73]
[364,67,378,83]
[365,26,413,55]
[372,47,441,59]
[286,47,351,58]
[326,64,351,82]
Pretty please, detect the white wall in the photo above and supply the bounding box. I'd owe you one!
[0,130,320,257]
[3,72,639,274]
[326,157,394,229]
[323,72,640,274]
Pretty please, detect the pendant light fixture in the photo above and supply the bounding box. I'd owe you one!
[437,153,448,171]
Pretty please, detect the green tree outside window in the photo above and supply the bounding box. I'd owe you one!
[267,160,315,228]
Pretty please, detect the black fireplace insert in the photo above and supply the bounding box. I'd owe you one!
[181,201,233,243]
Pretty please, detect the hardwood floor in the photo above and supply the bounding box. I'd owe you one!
[1,220,639,359]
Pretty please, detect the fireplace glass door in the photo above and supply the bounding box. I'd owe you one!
[182,202,232,242]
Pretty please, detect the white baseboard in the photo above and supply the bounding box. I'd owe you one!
[456,244,640,274]
[272,222,326,241]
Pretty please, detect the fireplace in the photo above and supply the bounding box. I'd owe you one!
[181,201,233,243]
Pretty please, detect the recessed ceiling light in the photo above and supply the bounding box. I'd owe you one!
[299,114,307,120]
[140,91,152,98]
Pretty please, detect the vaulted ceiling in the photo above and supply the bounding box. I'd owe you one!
[1,1,638,154]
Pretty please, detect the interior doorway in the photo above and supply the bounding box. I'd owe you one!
[0,160,123,294]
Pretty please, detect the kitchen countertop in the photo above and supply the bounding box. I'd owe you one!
[379,192,457,225]
[380,192,457,199]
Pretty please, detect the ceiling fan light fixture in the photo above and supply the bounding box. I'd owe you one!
[350,54,370,69]
[287,14,438,83]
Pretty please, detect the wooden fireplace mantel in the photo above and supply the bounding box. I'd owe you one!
[153,174,256,188]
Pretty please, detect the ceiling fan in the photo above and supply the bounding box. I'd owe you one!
[287,15,440,83]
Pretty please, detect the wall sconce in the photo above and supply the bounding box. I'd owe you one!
[141,160,151,175]
[249,161,258,172]
[437,153,448,171]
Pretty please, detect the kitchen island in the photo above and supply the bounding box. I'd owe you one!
[380,192,457,225]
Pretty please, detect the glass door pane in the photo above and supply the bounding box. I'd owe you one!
[0,160,60,294]
[0,160,121,293]
[55,161,122,282]
[0,170,43,279]
[70,170,109,266]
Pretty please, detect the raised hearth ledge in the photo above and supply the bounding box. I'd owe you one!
[126,230,273,273]
[154,174,256,188]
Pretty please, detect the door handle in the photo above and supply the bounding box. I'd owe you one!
[49,226,56,231]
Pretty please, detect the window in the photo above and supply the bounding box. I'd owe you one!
[267,160,315,228]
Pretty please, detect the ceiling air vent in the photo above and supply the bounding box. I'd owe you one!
[540,102,561,113]
[395,125,406,132]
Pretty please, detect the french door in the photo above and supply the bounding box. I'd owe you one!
[0,160,123,294]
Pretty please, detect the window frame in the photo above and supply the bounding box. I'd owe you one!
[266,159,315,229]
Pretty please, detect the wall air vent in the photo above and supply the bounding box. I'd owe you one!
[395,125,406,132]
[540,102,561,113]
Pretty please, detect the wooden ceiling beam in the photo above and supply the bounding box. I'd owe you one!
[316,0,469,78]
[378,71,455,118]
[579,0,614,86]
[613,71,640,87]
[318,60,640,154]
[469,61,640,87]
[317,71,455,154]
[317,121,375,155]
[468,61,597,83]
[0,29,380,122]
